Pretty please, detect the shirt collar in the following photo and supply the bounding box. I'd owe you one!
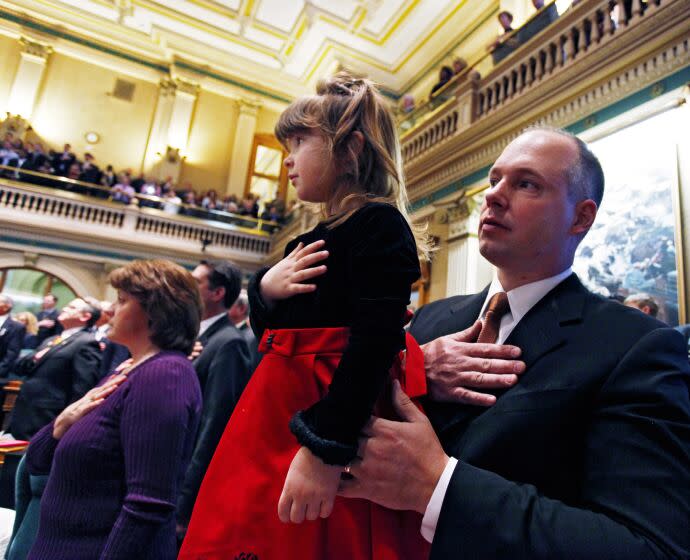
[0,314,8,328]
[481,267,574,325]
[60,326,84,340]
[198,312,227,337]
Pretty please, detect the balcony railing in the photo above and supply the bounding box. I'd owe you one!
[400,0,682,167]
[0,177,273,262]
[0,165,283,234]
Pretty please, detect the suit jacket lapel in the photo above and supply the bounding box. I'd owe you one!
[37,330,83,362]
[433,274,587,441]
[433,287,489,340]
[199,315,229,346]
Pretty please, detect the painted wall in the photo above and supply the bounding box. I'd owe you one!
[30,52,159,173]
[0,35,21,114]
[179,90,238,192]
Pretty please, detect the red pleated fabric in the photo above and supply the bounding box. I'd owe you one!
[179,327,430,560]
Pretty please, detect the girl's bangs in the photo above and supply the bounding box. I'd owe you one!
[275,96,322,145]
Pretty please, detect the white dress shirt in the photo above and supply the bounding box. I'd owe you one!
[0,313,9,330]
[420,268,573,543]
[198,312,227,337]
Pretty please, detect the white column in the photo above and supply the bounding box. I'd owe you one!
[226,99,261,197]
[142,79,198,182]
[445,203,471,297]
[6,38,52,120]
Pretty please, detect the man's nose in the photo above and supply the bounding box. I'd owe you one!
[485,180,508,207]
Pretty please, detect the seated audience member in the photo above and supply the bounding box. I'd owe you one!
[23,143,47,172]
[8,298,102,440]
[36,294,62,346]
[77,153,101,185]
[130,173,145,193]
[177,261,251,539]
[339,128,690,559]
[23,259,202,559]
[14,311,39,350]
[0,141,19,174]
[0,295,26,378]
[111,176,135,204]
[224,194,239,214]
[518,0,559,44]
[238,193,259,218]
[101,165,117,188]
[51,144,75,177]
[162,189,182,214]
[139,177,161,197]
[260,204,283,223]
[201,190,221,211]
[623,292,660,318]
[66,163,81,182]
[400,94,416,114]
[430,66,454,97]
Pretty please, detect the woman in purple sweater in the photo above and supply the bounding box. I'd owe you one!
[25,259,202,559]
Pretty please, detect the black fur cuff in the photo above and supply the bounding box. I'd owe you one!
[289,411,358,466]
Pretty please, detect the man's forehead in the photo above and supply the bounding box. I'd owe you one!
[493,131,576,171]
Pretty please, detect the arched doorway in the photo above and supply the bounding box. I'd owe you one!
[0,268,77,314]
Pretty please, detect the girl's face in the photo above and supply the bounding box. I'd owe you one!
[284,130,338,203]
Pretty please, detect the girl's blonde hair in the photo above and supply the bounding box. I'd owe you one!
[275,72,431,258]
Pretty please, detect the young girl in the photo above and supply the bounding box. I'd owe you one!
[180,73,431,559]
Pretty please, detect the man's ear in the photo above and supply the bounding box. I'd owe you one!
[571,199,597,235]
[212,285,226,304]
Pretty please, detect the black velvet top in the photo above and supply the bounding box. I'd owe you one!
[249,202,421,465]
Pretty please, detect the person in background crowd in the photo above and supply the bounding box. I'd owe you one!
[224,194,239,214]
[23,259,202,559]
[452,57,468,75]
[87,298,130,378]
[489,10,516,53]
[162,189,182,214]
[201,190,220,210]
[129,173,145,193]
[139,177,161,197]
[111,175,135,205]
[51,144,75,177]
[338,128,690,560]
[430,65,454,97]
[9,298,102,440]
[0,295,26,378]
[77,153,101,185]
[66,163,81,182]
[176,260,252,541]
[228,289,260,371]
[36,294,62,346]
[100,165,117,188]
[623,292,660,318]
[238,193,259,218]
[0,141,19,174]
[14,311,39,350]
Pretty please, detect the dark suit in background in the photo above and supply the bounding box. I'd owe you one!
[36,308,61,346]
[9,329,101,440]
[177,315,252,522]
[0,318,26,378]
[410,274,690,559]
[99,338,130,378]
[237,321,261,372]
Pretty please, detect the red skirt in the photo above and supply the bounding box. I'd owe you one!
[179,327,431,560]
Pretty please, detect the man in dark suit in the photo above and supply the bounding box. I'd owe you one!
[339,128,690,558]
[0,294,26,379]
[228,289,261,372]
[177,260,252,535]
[36,294,62,346]
[9,298,101,440]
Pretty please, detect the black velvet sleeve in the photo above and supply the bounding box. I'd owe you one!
[247,266,271,343]
[289,205,421,464]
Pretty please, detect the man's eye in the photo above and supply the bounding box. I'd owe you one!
[488,177,499,187]
[519,181,537,190]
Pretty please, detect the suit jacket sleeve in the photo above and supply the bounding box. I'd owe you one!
[70,338,102,402]
[0,322,26,377]
[432,327,690,559]
[177,337,252,522]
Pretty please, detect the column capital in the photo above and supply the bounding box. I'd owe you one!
[236,98,262,117]
[174,77,200,97]
[19,37,52,61]
[159,78,177,97]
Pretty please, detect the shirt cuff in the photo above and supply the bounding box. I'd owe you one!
[421,456,458,543]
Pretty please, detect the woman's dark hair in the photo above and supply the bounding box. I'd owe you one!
[109,259,201,354]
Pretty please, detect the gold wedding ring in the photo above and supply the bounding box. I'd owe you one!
[343,464,352,475]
